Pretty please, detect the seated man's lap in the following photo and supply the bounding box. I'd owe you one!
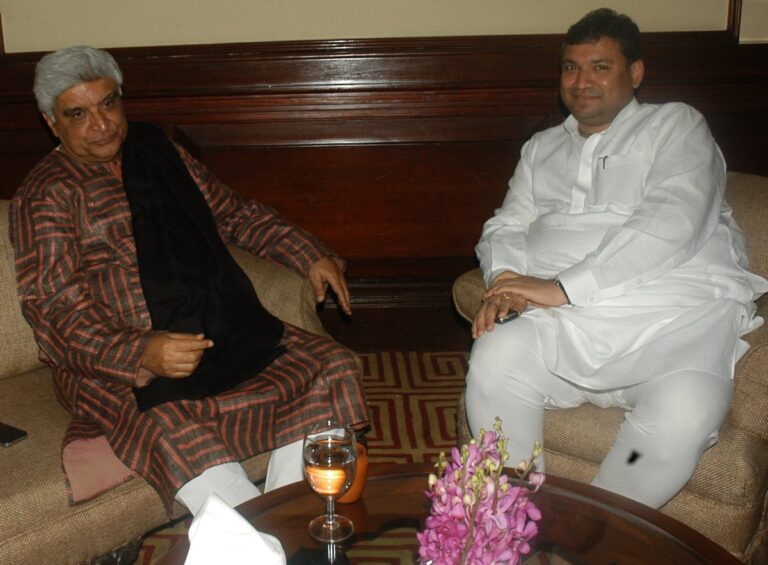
[466,317,585,410]
[466,315,733,449]
[72,324,365,495]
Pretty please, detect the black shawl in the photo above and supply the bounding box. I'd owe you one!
[122,121,285,411]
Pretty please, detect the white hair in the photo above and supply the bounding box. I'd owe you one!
[33,45,123,119]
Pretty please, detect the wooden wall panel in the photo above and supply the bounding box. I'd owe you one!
[1,32,766,309]
[172,110,547,281]
[197,143,520,259]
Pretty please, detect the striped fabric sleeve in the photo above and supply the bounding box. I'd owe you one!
[10,187,153,387]
[176,145,334,277]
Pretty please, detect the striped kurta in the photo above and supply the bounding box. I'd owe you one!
[11,145,368,513]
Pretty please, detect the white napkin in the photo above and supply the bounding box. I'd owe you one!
[185,493,286,565]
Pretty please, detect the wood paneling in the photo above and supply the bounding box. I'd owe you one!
[1,32,766,311]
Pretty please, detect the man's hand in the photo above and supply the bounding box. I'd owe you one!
[472,272,570,339]
[309,256,351,315]
[472,291,527,339]
[473,270,524,338]
[485,275,569,309]
[141,332,213,379]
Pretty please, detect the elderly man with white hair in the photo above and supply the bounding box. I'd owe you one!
[11,45,368,516]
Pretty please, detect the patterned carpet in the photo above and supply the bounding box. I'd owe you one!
[134,351,469,564]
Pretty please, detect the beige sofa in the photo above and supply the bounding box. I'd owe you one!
[453,172,768,563]
[0,198,328,565]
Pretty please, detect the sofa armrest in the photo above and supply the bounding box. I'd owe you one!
[452,268,485,323]
[228,246,327,337]
[0,200,46,381]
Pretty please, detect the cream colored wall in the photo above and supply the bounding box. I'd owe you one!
[741,0,768,43]
[0,0,759,53]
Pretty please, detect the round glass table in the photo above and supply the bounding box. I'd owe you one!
[160,462,739,564]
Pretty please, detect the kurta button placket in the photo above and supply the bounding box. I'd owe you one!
[570,132,602,213]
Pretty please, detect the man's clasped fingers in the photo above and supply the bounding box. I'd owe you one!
[472,293,526,339]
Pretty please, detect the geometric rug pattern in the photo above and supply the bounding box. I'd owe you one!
[358,351,468,465]
[134,350,469,564]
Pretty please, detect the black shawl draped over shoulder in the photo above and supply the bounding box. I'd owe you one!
[122,121,285,411]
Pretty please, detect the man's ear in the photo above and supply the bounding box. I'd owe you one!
[42,113,59,138]
[630,59,645,90]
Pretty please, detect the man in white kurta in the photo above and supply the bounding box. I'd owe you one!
[465,8,768,508]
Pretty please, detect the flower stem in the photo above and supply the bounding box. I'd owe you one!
[459,517,475,565]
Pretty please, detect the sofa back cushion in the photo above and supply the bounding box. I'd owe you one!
[0,200,44,380]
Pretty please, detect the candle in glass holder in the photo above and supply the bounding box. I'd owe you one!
[305,465,348,496]
[338,443,368,503]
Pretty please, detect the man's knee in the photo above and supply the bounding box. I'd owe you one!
[466,335,511,404]
[628,373,731,459]
[322,342,360,376]
[287,327,359,376]
[467,321,545,397]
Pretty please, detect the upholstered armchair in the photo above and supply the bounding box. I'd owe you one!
[452,172,768,563]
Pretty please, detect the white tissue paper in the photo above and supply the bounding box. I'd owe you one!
[185,493,286,565]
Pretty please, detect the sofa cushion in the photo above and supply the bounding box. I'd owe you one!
[0,366,271,565]
[727,172,768,279]
[0,200,44,381]
[0,366,161,564]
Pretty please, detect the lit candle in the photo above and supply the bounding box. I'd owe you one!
[306,466,347,496]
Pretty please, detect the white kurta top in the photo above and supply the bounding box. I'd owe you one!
[477,99,768,390]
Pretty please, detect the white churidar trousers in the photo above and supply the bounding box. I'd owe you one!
[175,439,304,515]
[465,316,733,509]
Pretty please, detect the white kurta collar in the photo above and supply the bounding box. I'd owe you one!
[563,97,640,138]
